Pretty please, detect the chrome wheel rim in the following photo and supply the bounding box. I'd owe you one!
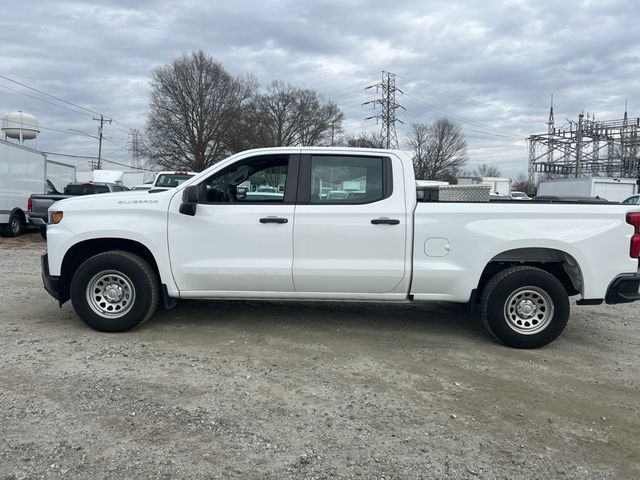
[504,286,554,335]
[86,270,135,318]
[10,217,20,234]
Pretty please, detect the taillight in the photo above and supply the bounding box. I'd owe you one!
[626,212,640,258]
[27,197,32,212]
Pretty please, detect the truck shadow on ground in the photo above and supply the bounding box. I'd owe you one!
[144,298,491,345]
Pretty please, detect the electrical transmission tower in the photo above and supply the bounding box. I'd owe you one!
[129,129,142,169]
[363,71,405,149]
[528,101,640,182]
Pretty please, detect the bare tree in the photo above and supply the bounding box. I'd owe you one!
[339,131,386,148]
[512,173,537,195]
[409,119,468,180]
[236,81,343,150]
[145,50,256,172]
[474,163,502,177]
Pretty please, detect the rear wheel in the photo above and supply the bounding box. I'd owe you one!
[70,250,159,332]
[481,266,570,348]
[4,212,23,237]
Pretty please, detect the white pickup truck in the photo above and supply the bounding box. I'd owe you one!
[41,147,640,348]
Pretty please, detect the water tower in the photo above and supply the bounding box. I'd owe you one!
[2,110,40,147]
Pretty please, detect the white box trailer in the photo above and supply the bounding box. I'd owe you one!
[537,177,637,202]
[46,160,76,193]
[0,139,46,236]
[0,139,75,236]
[121,171,145,189]
[75,169,146,189]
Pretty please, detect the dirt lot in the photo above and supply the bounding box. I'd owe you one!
[1,232,639,480]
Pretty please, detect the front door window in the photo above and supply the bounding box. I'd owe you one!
[202,155,289,203]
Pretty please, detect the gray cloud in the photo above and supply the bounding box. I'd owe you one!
[1,0,639,176]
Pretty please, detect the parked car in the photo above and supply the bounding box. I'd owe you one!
[42,147,640,348]
[510,191,531,200]
[29,182,129,238]
[622,195,640,205]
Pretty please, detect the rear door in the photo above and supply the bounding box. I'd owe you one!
[292,153,408,295]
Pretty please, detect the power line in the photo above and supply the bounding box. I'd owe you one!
[0,75,102,116]
[401,108,519,141]
[0,83,93,118]
[0,75,141,140]
[413,81,491,109]
[403,92,522,138]
[43,151,154,171]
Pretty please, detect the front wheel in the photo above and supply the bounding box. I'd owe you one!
[70,250,159,332]
[481,266,570,348]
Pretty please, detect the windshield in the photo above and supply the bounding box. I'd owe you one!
[154,174,193,188]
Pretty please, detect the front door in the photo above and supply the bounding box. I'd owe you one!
[168,154,298,294]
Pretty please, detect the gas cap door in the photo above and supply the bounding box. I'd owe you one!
[424,237,451,257]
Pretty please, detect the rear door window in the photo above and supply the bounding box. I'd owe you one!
[309,155,385,204]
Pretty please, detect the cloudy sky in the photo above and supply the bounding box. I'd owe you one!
[1,0,639,177]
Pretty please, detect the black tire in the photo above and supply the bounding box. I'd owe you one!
[40,225,47,239]
[481,266,570,348]
[6,212,23,237]
[70,250,159,332]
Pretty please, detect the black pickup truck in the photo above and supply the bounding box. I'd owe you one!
[28,182,129,237]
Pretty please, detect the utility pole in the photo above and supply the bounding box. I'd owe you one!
[93,115,112,169]
[363,71,405,149]
[327,121,335,146]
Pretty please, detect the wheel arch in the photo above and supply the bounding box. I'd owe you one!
[2,208,27,236]
[10,207,27,224]
[59,238,161,302]
[476,247,583,300]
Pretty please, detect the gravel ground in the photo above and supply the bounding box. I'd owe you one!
[1,232,639,480]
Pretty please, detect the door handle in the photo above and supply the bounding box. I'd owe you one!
[259,217,288,224]
[371,218,400,225]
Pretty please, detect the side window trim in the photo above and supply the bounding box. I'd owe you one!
[296,154,393,205]
[283,154,300,203]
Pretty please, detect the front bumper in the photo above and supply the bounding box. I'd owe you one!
[605,273,640,304]
[41,253,59,300]
[41,253,69,305]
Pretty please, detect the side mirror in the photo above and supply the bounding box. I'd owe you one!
[183,185,200,203]
[180,185,200,216]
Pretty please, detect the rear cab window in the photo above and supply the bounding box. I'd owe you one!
[64,184,111,195]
